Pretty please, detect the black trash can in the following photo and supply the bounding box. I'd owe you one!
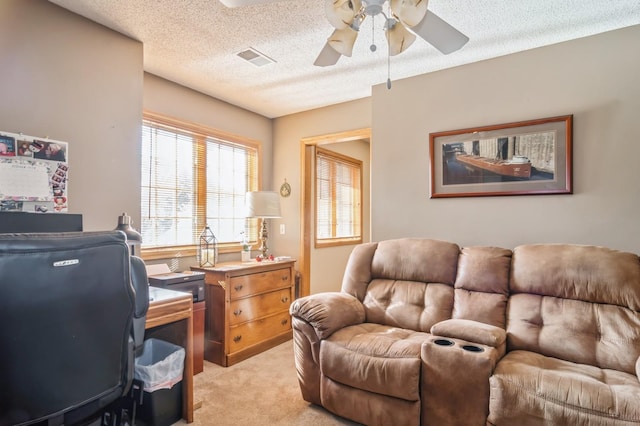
[134,338,185,426]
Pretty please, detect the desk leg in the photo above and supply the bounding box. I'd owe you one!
[184,314,194,422]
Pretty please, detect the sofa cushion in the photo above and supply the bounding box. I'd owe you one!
[509,244,640,374]
[508,293,640,375]
[453,246,511,328]
[370,238,460,284]
[364,280,453,332]
[320,323,426,401]
[511,244,640,309]
[489,350,640,425]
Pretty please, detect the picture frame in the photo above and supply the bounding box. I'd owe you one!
[429,115,572,198]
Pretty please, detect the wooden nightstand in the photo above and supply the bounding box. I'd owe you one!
[192,260,296,366]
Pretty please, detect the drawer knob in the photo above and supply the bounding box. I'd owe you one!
[233,335,242,343]
[281,276,288,281]
[233,309,242,316]
[281,296,289,303]
[234,284,243,292]
[281,319,288,326]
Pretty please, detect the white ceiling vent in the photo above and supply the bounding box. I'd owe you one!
[236,47,275,67]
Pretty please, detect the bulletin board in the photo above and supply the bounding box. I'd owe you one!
[0,131,69,213]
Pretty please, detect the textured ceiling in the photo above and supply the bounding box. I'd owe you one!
[49,0,640,118]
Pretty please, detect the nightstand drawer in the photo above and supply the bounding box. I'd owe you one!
[228,311,292,353]
[229,267,291,299]
[229,288,291,326]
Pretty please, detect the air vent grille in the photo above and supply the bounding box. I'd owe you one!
[236,47,275,67]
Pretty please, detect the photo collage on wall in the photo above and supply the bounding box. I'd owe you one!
[0,131,69,213]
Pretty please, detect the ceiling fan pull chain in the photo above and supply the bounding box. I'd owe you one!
[387,35,392,89]
[370,15,377,52]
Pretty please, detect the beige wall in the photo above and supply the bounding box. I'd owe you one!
[369,25,640,253]
[0,0,143,232]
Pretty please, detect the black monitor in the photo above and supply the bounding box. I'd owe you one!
[0,212,83,233]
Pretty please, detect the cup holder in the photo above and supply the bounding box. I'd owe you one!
[462,345,484,353]
[433,339,455,347]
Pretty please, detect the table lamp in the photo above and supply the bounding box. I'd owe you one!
[245,191,281,259]
[114,212,142,256]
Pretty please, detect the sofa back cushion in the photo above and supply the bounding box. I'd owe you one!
[508,244,640,374]
[453,246,511,328]
[342,238,460,332]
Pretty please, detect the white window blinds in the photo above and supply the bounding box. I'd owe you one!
[141,115,259,254]
[315,147,362,246]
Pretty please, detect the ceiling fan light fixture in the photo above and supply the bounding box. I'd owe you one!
[328,27,358,57]
[386,20,416,55]
[350,14,365,31]
[325,0,363,29]
[390,0,428,27]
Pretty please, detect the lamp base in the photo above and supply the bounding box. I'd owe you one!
[258,218,269,259]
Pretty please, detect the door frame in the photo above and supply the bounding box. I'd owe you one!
[299,128,371,297]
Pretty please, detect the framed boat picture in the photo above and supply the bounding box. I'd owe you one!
[429,115,573,198]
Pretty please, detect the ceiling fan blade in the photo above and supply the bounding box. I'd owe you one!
[386,21,417,56]
[314,42,342,67]
[389,0,428,28]
[410,10,469,54]
[325,0,363,29]
[328,27,359,57]
[219,0,280,7]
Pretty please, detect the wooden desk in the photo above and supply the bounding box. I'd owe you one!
[145,287,194,423]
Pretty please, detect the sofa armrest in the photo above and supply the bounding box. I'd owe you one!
[636,356,640,381]
[430,319,506,348]
[290,292,365,339]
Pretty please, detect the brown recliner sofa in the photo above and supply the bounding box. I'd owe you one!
[290,238,640,425]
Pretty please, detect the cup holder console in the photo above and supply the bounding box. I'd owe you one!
[431,339,485,353]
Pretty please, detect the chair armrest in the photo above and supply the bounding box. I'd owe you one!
[430,319,506,348]
[130,256,149,350]
[290,292,365,339]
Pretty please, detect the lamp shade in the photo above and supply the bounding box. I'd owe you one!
[245,191,281,218]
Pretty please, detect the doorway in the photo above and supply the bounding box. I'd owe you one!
[299,128,371,297]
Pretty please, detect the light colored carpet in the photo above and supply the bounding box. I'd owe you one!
[174,340,360,426]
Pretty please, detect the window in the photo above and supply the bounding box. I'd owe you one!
[315,147,362,247]
[141,112,260,259]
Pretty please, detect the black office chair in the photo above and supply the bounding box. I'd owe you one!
[0,231,149,426]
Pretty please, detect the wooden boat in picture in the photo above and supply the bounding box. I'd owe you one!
[455,154,532,178]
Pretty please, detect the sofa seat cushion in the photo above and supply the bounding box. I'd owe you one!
[320,323,427,402]
[489,350,640,425]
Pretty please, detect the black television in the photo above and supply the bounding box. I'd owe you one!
[0,212,83,233]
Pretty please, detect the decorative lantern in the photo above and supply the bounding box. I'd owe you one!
[198,225,218,267]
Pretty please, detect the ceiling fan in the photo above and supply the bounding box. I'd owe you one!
[219,0,468,69]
